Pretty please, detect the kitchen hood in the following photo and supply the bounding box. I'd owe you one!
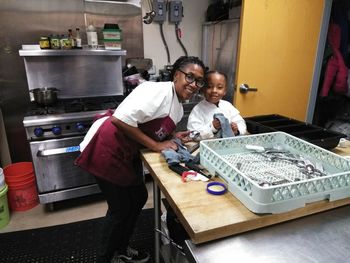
[84,0,141,15]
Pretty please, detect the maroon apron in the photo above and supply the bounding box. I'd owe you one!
[75,114,176,186]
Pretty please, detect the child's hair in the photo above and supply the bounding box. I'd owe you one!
[205,70,228,83]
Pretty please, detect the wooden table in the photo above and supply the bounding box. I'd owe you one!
[140,144,350,262]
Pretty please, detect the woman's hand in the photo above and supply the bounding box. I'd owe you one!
[231,122,239,135]
[154,140,178,152]
[112,117,180,153]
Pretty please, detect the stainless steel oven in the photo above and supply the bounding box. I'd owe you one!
[23,98,121,204]
[29,136,99,204]
[19,48,126,205]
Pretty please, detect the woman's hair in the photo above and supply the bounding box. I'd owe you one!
[205,70,228,83]
[170,56,206,80]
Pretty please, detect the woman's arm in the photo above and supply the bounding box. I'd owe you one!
[111,117,177,152]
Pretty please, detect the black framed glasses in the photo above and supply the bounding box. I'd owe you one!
[178,69,205,89]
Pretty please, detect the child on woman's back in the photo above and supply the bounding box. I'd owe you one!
[187,70,247,140]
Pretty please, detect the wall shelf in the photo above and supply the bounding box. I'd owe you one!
[19,48,126,57]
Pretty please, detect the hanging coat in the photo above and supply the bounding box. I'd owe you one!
[320,23,349,97]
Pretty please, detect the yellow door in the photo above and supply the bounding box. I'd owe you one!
[234,0,325,121]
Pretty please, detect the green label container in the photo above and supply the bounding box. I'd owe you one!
[0,184,10,229]
[102,29,122,40]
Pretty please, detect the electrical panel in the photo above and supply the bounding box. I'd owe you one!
[169,0,183,23]
[153,0,167,22]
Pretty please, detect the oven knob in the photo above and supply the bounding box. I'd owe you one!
[34,127,44,137]
[52,126,62,135]
[76,123,85,132]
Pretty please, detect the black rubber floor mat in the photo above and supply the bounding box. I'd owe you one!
[0,208,155,263]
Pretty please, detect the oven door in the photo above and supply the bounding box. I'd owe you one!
[29,136,96,194]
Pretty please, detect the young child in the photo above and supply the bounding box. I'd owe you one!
[187,70,247,140]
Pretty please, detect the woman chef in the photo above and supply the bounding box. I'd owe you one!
[75,56,206,263]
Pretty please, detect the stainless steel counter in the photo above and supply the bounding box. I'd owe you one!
[184,205,350,263]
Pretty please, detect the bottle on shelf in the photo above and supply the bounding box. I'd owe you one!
[68,29,75,48]
[86,24,98,49]
[75,28,82,49]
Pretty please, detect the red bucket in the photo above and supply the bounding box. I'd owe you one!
[6,177,39,211]
[4,162,34,184]
[3,162,39,211]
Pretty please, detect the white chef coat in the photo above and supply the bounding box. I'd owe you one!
[187,99,247,140]
[80,81,183,151]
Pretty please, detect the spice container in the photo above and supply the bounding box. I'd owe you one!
[39,37,50,49]
[50,35,61,49]
[60,34,72,49]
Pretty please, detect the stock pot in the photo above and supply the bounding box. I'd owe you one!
[30,87,59,106]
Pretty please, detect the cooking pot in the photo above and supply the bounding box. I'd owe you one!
[30,87,59,106]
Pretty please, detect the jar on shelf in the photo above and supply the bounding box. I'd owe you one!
[50,35,61,49]
[39,36,50,49]
[60,34,72,49]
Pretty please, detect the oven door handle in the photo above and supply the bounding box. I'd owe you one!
[37,146,81,157]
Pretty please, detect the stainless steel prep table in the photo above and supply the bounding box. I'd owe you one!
[184,205,350,263]
[140,143,350,263]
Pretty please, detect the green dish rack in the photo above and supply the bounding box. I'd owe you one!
[200,132,350,214]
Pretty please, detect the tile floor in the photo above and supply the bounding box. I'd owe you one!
[0,181,155,234]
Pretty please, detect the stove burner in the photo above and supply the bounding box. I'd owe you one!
[25,96,123,116]
[65,100,84,113]
[26,103,65,116]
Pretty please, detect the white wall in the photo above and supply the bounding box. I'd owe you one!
[141,0,210,74]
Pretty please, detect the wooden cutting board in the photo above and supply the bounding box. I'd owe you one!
[141,146,350,244]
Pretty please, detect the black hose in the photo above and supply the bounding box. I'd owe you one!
[175,23,188,56]
[159,23,171,64]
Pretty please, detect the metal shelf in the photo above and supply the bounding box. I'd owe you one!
[19,48,126,57]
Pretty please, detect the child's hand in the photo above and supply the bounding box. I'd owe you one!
[212,119,221,130]
[231,122,239,135]
[174,130,191,143]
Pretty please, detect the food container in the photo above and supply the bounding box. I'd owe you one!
[39,37,50,49]
[102,29,122,40]
[200,132,350,214]
[104,39,122,50]
[0,168,5,190]
[50,34,61,49]
[60,35,72,49]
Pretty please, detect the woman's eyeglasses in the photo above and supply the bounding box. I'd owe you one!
[178,69,205,89]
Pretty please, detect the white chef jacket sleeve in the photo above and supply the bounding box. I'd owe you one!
[224,102,247,135]
[114,81,173,127]
[79,116,109,152]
